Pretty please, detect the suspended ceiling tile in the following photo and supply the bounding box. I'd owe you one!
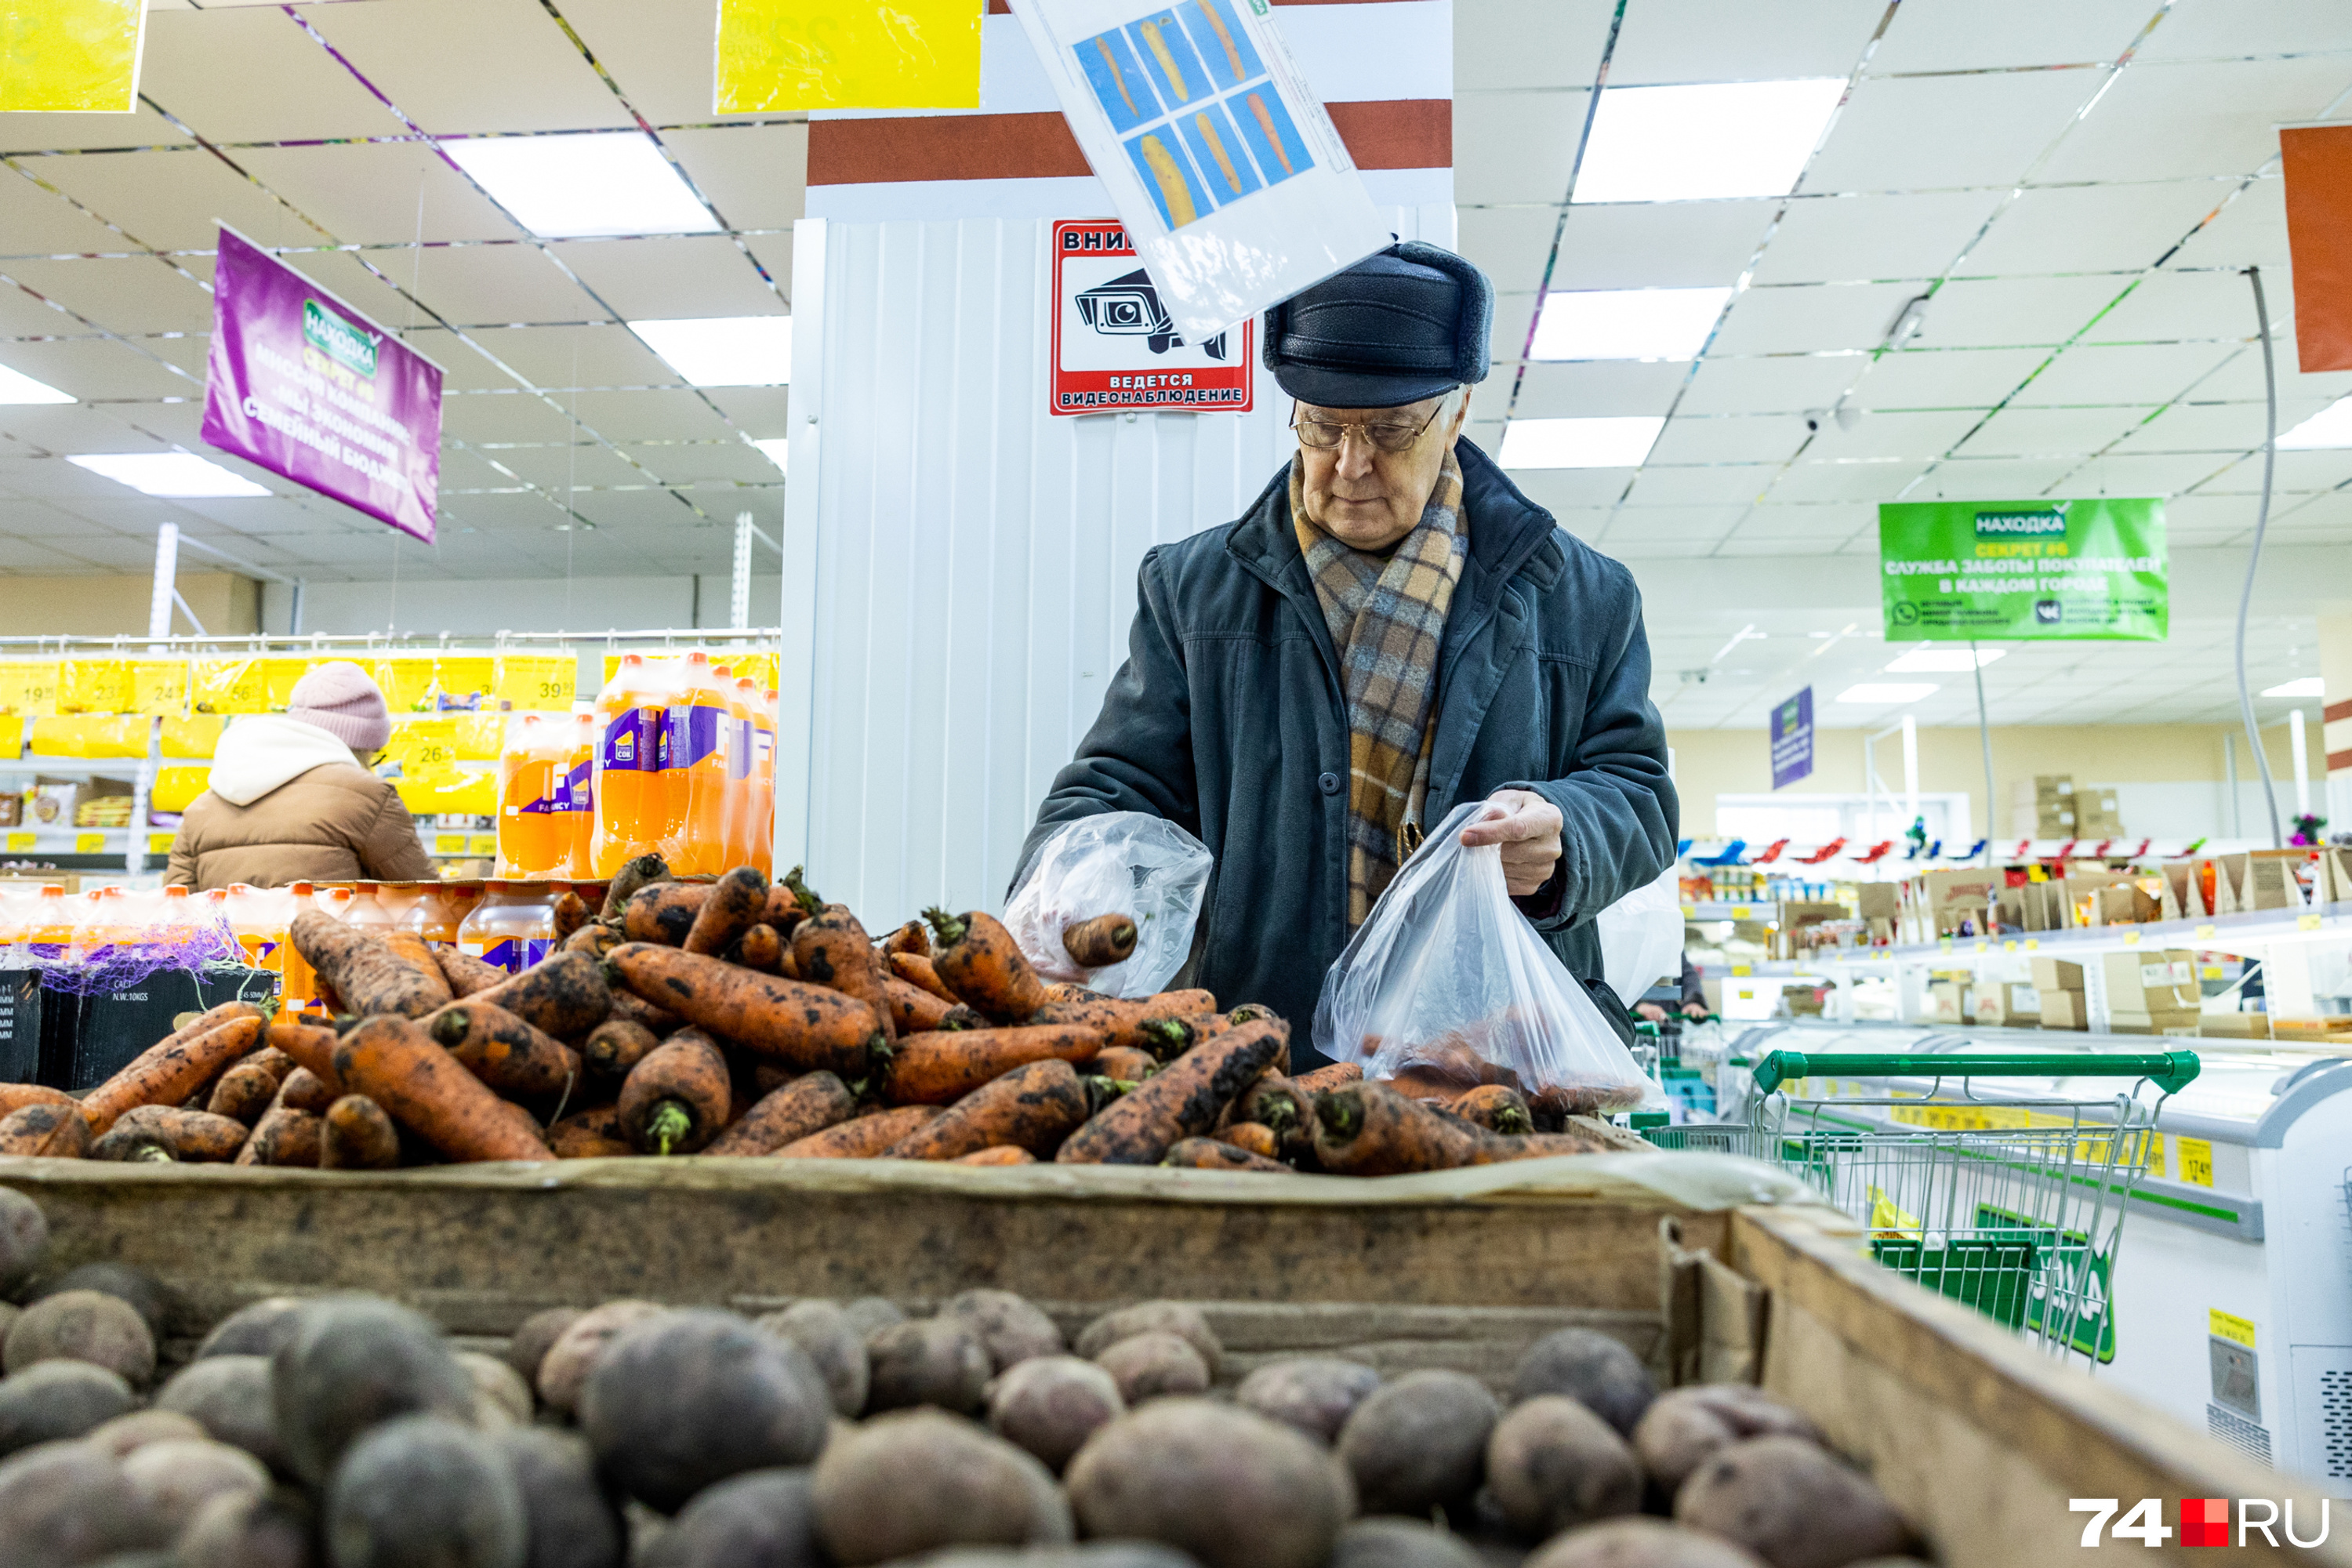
[1490,293,1540,367]
[574,487,714,532]
[0,495,110,537]
[1456,205,1563,299]
[1512,359,1690,418]
[409,242,596,328]
[172,495,355,538]
[1849,347,2046,408]
[1648,414,1808,464]
[566,387,735,442]
[31,147,300,252]
[434,446,524,495]
[467,323,680,390]
[0,163,158,256]
[141,9,410,143]
[1764,458,1926,502]
[1611,503,1749,534]
[1806,406,1985,460]
[1502,466,1635,511]
[2265,450,2352,490]
[1608,0,1886,85]
[547,236,783,321]
[1547,507,1608,542]
[2009,340,2239,404]
[1454,92,1582,207]
[234,144,520,247]
[1466,377,1515,426]
[2162,176,2290,272]
[1455,0,1614,92]
[1955,403,2153,456]
[1726,504,1869,540]
[1548,201,1777,289]
[2,257,213,337]
[1464,419,1506,455]
[1925,456,2083,495]
[0,336,198,402]
[0,535,110,571]
[698,386,788,436]
[664,125,808,233]
[1679,353,1864,415]
[738,234,791,301]
[1867,0,2157,72]
[2111,400,2275,452]
[1802,71,2105,193]
[393,329,526,394]
[310,0,632,135]
[1911,275,2135,350]
[2193,343,2352,403]
[556,0,725,125]
[483,441,647,494]
[2084,268,2286,343]
[2135,0,2352,60]
[443,390,587,445]
[1958,180,2240,277]
[1623,463,1779,504]
[0,99,195,155]
[0,278,92,339]
[2162,492,2265,530]
[620,441,779,485]
[443,492,566,532]
[2061,451,2238,494]
[1750,191,2005,285]
[2038,56,2352,183]
[1600,535,1710,560]
[0,404,169,455]
[1709,281,1918,355]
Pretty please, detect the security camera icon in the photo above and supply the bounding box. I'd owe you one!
[1075,269,1226,358]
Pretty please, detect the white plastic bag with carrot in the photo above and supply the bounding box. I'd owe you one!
[1005,812,1214,998]
[1313,798,1650,1116]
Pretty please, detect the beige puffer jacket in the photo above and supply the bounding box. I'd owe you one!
[164,715,437,891]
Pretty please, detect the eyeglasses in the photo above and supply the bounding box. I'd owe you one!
[1290,400,1445,454]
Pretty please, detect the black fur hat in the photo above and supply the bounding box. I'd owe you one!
[1262,241,1492,409]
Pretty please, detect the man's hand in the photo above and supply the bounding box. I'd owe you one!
[1460,788,1564,897]
[1635,1002,1668,1023]
[1681,1001,1710,1021]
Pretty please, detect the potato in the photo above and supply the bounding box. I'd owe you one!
[940,1289,1065,1372]
[0,1189,47,1296]
[0,1439,166,1564]
[177,1486,318,1568]
[157,1355,282,1471]
[487,1426,623,1568]
[0,1360,136,1456]
[120,1436,269,1537]
[882,1549,1196,1568]
[1336,1370,1499,1517]
[579,1309,831,1514]
[1329,1518,1486,1568]
[812,1410,1071,1566]
[196,1298,307,1361]
[644,1467,816,1568]
[1065,1397,1354,1568]
[500,1307,582,1390]
[457,1350,535,1428]
[85,1408,207,1457]
[5,1288,156,1387]
[1510,1330,1655,1437]
[1526,1518,1768,1568]
[25,1262,168,1339]
[270,1297,476,1486]
[866,1317,992,1416]
[1233,1357,1381,1443]
[987,1355,1124,1472]
[756,1301,869,1417]
[538,1300,660,1417]
[1073,1302,1221,1376]
[1673,1436,1911,1568]
[1632,1386,1821,1499]
[1486,1396,1643,1540]
[325,1414,528,1568]
[1094,1331,1210,1404]
[843,1297,906,1338]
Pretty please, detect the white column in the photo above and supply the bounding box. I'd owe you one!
[730,512,754,631]
[127,524,179,877]
[1900,713,1919,835]
[2290,707,2310,818]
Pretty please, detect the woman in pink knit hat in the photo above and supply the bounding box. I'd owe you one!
[165,661,437,891]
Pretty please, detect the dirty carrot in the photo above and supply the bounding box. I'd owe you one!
[0,1085,77,1119]
[278,1066,339,1113]
[427,1000,583,1099]
[206,1060,281,1126]
[238,1105,321,1168]
[0,1102,90,1158]
[774,1105,938,1159]
[884,1059,1091,1161]
[684,866,768,956]
[290,911,445,1019]
[1289,1062,1363,1097]
[625,882,716,946]
[1310,1081,1537,1176]
[617,1028,731,1156]
[265,1020,343,1085]
[320,1096,402,1170]
[91,1106,248,1163]
[922,908,1049,1023]
[606,945,884,1081]
[1062,914,1138,968]
[331,1015,553,1163]
[734,924,783,973]
[1452,1083,1534,1137]
[1229,1072,1303,1139]
[601,852,672,919]
[956,1145,1035,1167]
[466,951,611,1042]
[82,1012,264,1135]
[563,924,622,960]
[605,986,682,1037]
[550,890,590,946]
[434,946,508,998]
[583,1018,660,1080]
[881,1025,1109,1105]
[1055,1018,1287,1166]
[1212,1122,1281,1160]
[882,920,931,958]
[1094,1046,1158,1083]
[548,1105,633,1160]
[1163,1137,1291,1173]
[1029,995,1201,1058]
[789,895,897,1043]
[883,977,960,1036]
[703,1070,857,1157]
[887,950,958,1004]
[382,931,456,1010]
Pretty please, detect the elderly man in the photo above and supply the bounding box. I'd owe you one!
[1021,243,1677,1060]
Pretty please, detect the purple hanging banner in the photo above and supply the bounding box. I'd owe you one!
[201,226,441,543]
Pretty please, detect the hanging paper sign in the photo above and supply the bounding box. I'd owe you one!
[0,0,147,113]
[1878,498,2167,642]
[1050,220,1253,416]
[1010,0,1388,347]
[1769,687,1813,791]
[201,226,443,543]
[713,0,981,111]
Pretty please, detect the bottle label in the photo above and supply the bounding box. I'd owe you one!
[728,717,754,781]
[601,709,659,771]
[468,936,554,974]
[662,702,726,771]
[565,760,593,811]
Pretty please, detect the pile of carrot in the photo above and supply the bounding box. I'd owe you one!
[0,854,1616,1174]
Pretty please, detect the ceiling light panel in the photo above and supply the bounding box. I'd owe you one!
[1886,648,2005,673]
[1498,416,1666,469]
[1573,81,1846,204]
[2279,397,2352,449]
[68,452,270,498]
[442,132,720,238]
[0,365,73,405]
[1835,682,1939,704]
[626,318,792,387]
[753,438,790,476]
[2262,677,2324,697]
[1530,288,1733,361]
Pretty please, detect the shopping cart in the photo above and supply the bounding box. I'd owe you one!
[1652,1048,2201,1368]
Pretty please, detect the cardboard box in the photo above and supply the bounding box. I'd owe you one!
[2107,1010,2201,1036]
[1924,981,1969,1024]
[2029,956,2084,993]
[2039,989,2089,1031]
[1901,869,2003,941]
[1853,883,1898,922]
[0,794,17,829]
[2097,950,2198,1014]
[2198,1011,2269,1040]
[2270,1016,2352,1044]
[1972,983,2041,1027]
[2034,775,2075,803]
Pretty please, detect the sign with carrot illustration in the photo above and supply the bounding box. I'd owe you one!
[1012,0,1386,347]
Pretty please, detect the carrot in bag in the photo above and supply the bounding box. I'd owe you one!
[82,1011,264,1135]
[1163,1137,1290,1173]
[1453,1083,1534,1136]
[1310,1081,1592,1175]
[331,1015,554,1163]
[0,1102,90,1158]
[290,912,445,1019]
[703,1070,857,1156]
[604,945,885,1082]
[617,1027,732,1155]
[1055,1018,1287,1166]
[434,946,508,999]
[1062,914,1137,969]
[884,1059,1091,1161]
[684,866,768,956]
[922,908,1049,1023]
[427,1000,583,1098]
[881,1025,1109,1105]
[775,1105,937,1159]
[320,1096,401,1169]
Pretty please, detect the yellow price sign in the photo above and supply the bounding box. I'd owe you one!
[2002,939,2016,951]
[1680,903,1696,918]
[1730,964,1751,977]
[1730,905,1751,919]
[4,832,32,853]
[492,652,577,711]
[1973,940,1987,953]
[469,833,499,856]
[2196,923,2216,939]
[433,833,469,855]
[74,832,104,854]
[1938,938,1953,953]
[2297,913,2322,931]
[2178,1136,2215,1188]
[2025,938,2039,950]
[128,659,190,717]
[2209,1309,2256,1349]
[2122,929,2140,946]
[147,832,176,855]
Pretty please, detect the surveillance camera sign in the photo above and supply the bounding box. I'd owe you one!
[1051,220,1253,416]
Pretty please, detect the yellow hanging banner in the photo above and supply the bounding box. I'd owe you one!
[370,655,443,716]
[191,656,267,715]
[261,656,314,710]
[0,0,147,114]
[127,658,189,717]
[492,652,577,712]
[714,0,981,113]
[450,712,508,762]
[434,655,496,711]
[381,717,460,776]
[55,657,130,714]
[0,660,60,717]
[162,715,223,758]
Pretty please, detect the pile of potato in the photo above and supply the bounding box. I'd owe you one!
[0,1189,1931,1568]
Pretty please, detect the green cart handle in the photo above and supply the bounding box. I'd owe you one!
[1750,1049,2201,1097]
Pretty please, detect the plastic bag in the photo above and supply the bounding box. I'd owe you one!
[1595,865,1686,1007]
[1313,799,1650,1116]
[1004,812,1214,998]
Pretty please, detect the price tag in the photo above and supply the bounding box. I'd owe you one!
[434,833,468,855]
[2178,1137,2215,1188]
[1680,903,1696,918]
[1939,938,1953,953]
[147,832,175,855]
[1974,941,1987,953]
[2196,923,2216,938]
[469,834,499,856]
[2209,1309,2256,1349]
[2122,929,2140,946]
[1730,906,1751,920]
[2003,940,2017,951]
[73,832,103,854]
[1730,964,1751,978]
[2025,938,2039,950]
[3,832,31,852]
[2297,913,2322,931]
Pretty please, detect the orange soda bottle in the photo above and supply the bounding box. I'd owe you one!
[590,653,672,878]
[564,710,596,878]
[662,652,731,874]
[497,712,572,878]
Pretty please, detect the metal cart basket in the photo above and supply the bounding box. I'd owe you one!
[1653,1048,2201,1369]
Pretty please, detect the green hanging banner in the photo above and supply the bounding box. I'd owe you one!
[1878,497,2168,642]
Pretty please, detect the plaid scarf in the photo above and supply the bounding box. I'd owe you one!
[1290,449,1468,927]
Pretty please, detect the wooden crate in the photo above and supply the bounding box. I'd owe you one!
[0,1152,2331,1568]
